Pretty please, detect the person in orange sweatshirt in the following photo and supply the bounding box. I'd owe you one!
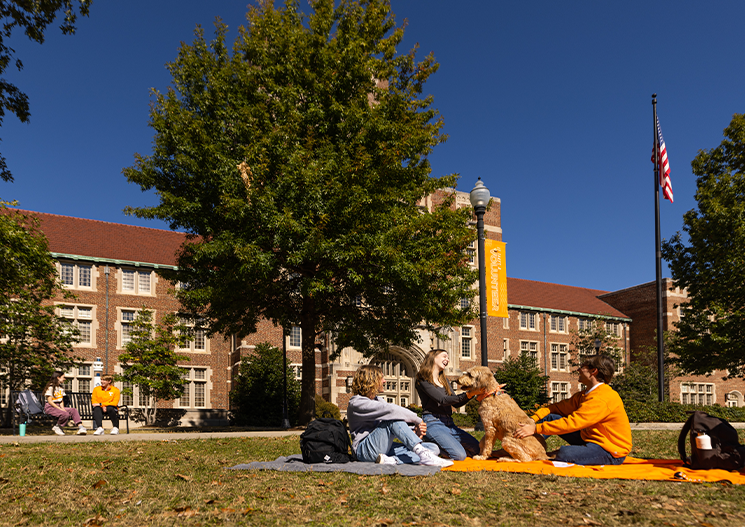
[91,374,121,435]
[514,354,632,465]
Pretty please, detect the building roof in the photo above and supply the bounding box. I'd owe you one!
[507,277,630,320]
[9,209,187,267]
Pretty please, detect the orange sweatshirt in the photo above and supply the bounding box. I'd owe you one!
[91,386,120,407]
[532,383,632,458]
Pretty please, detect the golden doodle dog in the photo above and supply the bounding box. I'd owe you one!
[457,366,550,462]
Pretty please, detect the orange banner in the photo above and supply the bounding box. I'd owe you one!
[485,240,508,318]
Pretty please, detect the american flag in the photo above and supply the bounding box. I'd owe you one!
[652,116,673,203]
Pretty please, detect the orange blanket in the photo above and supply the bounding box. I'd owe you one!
[443,456,745,484]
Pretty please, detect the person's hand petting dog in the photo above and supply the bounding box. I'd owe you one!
[514,420,537,439]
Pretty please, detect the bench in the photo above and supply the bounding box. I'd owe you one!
[11,390,130,435]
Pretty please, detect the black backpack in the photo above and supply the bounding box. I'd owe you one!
[300,418,356,464]
[678,411,745,471]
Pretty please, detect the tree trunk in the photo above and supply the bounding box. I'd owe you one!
[298,306,318,425]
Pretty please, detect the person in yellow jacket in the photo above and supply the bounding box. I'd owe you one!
[91,375,121,435]
[514,354,632,465]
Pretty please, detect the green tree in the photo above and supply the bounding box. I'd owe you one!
[115,309,190,426]
[569,324,625,370]
[0,203,81,424]
[0,0,92,182]
[493,354,550,412]
[661,113,745,377]
[611,340,680,403]
[230,342,302,427]
[123,0,478,424]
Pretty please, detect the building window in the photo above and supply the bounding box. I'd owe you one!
[503,338,509,354]
[606,321,620,336]
[179,317,208,353]
[120,268,153,295]
[550,343,569,371]
[289,326,302,348]
[459,297,470,310]
[466,241,476,265]
[177,367,209,408]
[549,315,567,333]
[59,262,93,290]
[119,377,152,408]
[681,383,714,405]
[63,364,93,393]
[726,392,742,408]
[58,305,95,346]
[578,318,594,331]
[503,317,509,329]
[551,382,570,403]
[119,309,138,347]
[461,326,473,359]
[519,312,537,331]
[520,341,538,362]
[290,363,302,380]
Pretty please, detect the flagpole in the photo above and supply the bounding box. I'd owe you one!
[652,93,666,402]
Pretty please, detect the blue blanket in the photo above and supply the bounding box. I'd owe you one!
[229,454,440,476]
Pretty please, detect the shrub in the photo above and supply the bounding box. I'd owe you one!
[406,404,423,418]
[230,343,301,427]
[314,395,341,420]
[624,400,745,423]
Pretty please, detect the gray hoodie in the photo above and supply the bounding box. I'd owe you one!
[347,394,422,452]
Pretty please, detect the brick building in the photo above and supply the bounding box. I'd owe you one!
[4,190,743,423]
[602,280,745,408]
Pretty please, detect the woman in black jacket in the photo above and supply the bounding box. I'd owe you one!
[415,349,484,460]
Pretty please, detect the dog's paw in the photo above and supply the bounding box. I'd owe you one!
[473,455,488,461]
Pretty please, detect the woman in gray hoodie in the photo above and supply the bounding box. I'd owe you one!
[346,365,453,467]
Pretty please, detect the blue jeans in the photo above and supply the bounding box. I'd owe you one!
[423,413,481,461]
[537,413,625,465]
[355,420,441,464]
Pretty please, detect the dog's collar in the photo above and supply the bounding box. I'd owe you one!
[476,389,500,402]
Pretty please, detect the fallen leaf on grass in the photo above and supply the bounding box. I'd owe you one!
[210,480,222,486]
[449,488,462,496]
[92,480,108,489]
[582,519,602,525]
[175,474,192,481]
[204,499,216,505]
[83,514,105,526]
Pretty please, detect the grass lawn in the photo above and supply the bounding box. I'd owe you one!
[2,431,744,526]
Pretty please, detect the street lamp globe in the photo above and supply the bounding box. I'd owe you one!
[469,178,490,210]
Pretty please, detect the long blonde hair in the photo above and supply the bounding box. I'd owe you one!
[351,365,383,398]
[416,349,453,395]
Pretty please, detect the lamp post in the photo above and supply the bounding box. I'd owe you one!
[470,177,491,368]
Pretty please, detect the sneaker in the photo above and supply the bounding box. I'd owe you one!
[414,445,454,468]
[375,453,397,465]
[52,425,65,436]
[93,427,105,436]
[110,427,119,435]
[76,426,87,435]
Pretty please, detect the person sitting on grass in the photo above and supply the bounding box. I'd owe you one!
[347,364,453,467]
[91,374,121,435]
[513,354,632,465]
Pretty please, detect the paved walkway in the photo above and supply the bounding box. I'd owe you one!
[2,423,742,444]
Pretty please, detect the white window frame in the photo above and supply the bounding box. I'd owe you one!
[549,315,567,333]
[550,343,569,371]
[290,363,302,380]
[606,321,621,337]
[578,318,595,331]
[117,308,143,349]
[520,340,539,362]
[460,326,473,359]
[551,382,570,403]
[680,382,715,406]
[519,312,538,331]
[63,364,94,393]
[57,304,96,347]
[119,268,154,296]
[58,261,94,290]
[288,326,302,348]
[178,316,209,353]
[176,367,210,409]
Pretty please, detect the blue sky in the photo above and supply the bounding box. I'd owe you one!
[3,1,743,293]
